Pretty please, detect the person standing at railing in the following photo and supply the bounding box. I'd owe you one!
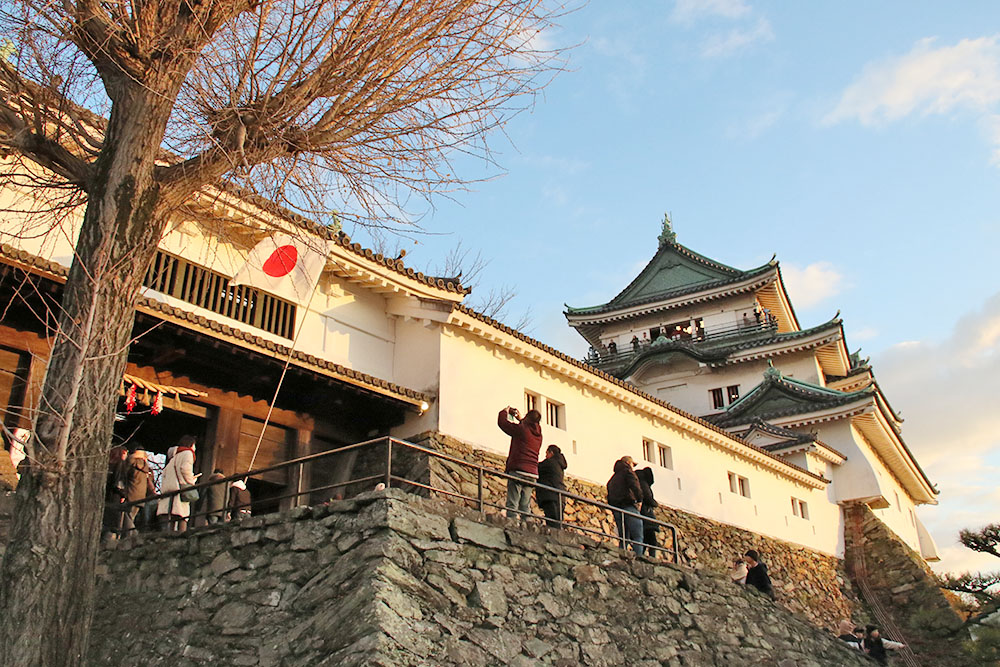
[536,445,567,528]
[157,436,198,532]
[607,456,644,556]
[497,406,543,520]
[123,450,155,534]
[229,478,252,521]
[203,469,228,524]
[636,466,658,553]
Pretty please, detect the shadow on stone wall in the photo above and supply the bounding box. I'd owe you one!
[90,489,874,666]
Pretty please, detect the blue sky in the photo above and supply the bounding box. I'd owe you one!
[349,1,1000,575]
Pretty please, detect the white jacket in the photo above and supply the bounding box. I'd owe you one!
[156,449,196,518]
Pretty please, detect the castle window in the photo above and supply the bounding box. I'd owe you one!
[524,391,538,414]
[727,385,740,403]
[710,388,725,410]
[728,472,750,498]
[545,399,564,429]
[658,444,673,470]
[791,497,809,519]
[642,438,654,463]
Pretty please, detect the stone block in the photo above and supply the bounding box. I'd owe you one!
[210,551,241,577]
[468,580,508,617]
[450,517,507,549]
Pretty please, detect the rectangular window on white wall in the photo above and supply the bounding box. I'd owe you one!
[710,388,725,410]
[728,472,750,498]
[525,391,538,414]
[545,400,564,429]
[658,444,673,470]
[791,497,809,519]
[642,439,654,463]
[727,385,740,403]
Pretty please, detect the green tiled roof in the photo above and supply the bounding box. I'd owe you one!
[565,240,774,317]
[707,365,873,428]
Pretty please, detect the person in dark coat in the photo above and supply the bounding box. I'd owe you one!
[606,456,644,556]
[864,625,905,665]
[497,406,543,520]
[536,445,567,528]
[743,549,774,598]
[635,466,658,552]
[102,446,129,541]
[203,469,228,524]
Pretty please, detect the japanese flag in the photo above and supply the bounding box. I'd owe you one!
[232,233,330,305]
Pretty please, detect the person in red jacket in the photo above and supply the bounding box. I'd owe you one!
[497,406,543,520]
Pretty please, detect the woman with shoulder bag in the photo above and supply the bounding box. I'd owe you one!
[156,435,198,532]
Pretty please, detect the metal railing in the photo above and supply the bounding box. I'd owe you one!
[585,320,779,368]
[108,436,682,563]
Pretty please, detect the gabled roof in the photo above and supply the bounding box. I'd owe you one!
[737,418,847,462]
[707,365,874,429]
[565,238,775,317]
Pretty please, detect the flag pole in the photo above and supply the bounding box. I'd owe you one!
[247,271,322,472]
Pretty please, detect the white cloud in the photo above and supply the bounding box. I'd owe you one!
[850,326,879,341]
[825,36,1000,163]
[875,292,1000,575]
[780,261,846,309]
[701,18,774,59]
[671,0,750,25]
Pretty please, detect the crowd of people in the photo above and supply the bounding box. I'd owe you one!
[102,435,253,538]
[496,404,671,559]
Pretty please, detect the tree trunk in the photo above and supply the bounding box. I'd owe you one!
[0,85,175,666]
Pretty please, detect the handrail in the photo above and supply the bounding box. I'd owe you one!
[110,436,682,563]
[585,321,779,366]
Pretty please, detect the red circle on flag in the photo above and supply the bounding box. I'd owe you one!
[262,245,298,277]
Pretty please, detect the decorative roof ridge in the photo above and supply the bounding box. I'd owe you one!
[451,303,828,485]
[711,363,875,427]
[0,244,432,406]
[740,418,848,460]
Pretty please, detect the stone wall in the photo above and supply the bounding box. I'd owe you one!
[844,504,965,666]
[410,431,863,631]
[91,489,872,666]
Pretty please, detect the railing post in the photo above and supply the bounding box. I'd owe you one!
[384,438,393,489]
[477,467,484,515]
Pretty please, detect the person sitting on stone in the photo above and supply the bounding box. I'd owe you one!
[864,625,905,665]
[729,557,748,585]
[743,549,774,599]
[836,620,862,650]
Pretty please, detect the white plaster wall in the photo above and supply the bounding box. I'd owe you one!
[633,352,825,417]
[814,421,922,553]
[435,326,842,555]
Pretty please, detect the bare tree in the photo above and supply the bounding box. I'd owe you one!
[428,241,532,328]
[0,1,563,663]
